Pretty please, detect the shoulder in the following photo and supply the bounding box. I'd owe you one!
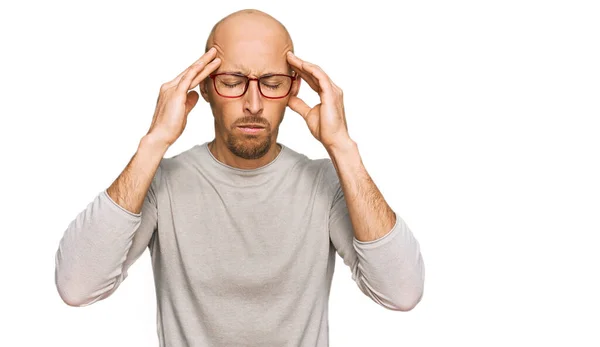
[158,144,203,173]
[149,144,202,189]
[281,143,339,193]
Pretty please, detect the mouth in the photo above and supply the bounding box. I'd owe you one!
[237,124,266,134]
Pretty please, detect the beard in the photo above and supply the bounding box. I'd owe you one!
[225,116,273,160]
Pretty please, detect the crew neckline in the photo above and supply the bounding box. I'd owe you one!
[201,141,287,175]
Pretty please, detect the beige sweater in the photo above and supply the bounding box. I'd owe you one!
[55,141,425,346]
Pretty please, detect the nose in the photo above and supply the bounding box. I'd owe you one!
[244,79,263,115]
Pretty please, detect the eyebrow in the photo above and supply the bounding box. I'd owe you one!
[217,64,290,77]
[218,70,289,77]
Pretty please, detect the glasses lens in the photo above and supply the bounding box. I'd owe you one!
[215,75,247,97]
[260,75,292,98]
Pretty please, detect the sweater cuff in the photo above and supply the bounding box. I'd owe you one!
[353,212,401,249]
[101,189,142,219]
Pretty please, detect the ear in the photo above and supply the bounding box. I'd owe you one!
[290,73,301,96]
[199,78,210,102]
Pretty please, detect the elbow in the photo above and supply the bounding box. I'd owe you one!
[56,281,91,307]
[55,270,94,307]
[55,258,90,307]
[54,246,118,307]
[387,287,424,311]
[55,268,111,307]
[390,254,426,311]
[59,295,87,308]
[362,281,425,312]
[55,278,113,307]
[355,263,426,312]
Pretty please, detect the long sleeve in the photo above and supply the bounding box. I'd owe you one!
[54,167,161,307]
[327,168,425,311]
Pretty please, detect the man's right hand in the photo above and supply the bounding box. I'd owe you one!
[146,47,221,147]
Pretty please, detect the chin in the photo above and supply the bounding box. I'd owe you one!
[226,132,272,160]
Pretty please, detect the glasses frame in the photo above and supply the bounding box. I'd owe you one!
[209,72,297,99]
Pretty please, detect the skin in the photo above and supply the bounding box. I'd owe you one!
[196,9,397,243]
[199,9,298,169]
[106,9,421,311]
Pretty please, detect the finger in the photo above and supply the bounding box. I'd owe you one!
[299,61,335,96]
[287,51,319,89]
[287,52,320,89]
[185,90,200,115]
[287,95,311,120]
[286,50,306,70]
[189,57,221,89]
[293,68,321,93]
[330,79,341,91]
[177,57,221,93]
[170,47,218,86]
[287,52,334,96]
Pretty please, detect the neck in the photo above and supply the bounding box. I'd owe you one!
[208,137,281,170]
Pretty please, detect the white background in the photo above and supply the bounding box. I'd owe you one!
[1,0,599,346]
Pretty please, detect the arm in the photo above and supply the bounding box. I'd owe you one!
[285,51,425,310]
[327,140,396,242]
[54,135,167,307]
[55,48,221,307]
[326,140,425,311]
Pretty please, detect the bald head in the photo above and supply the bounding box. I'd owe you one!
[205,9,293,53]
[197,9,300,162]
[203,9,294,78]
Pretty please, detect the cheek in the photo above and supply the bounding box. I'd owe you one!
[219,100,243,115]
[274,99,289,114]
[214,100,243,127]
[265,102,288,124]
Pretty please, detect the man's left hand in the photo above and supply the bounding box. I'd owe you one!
[286,51,353,150]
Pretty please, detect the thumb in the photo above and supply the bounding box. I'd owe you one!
[287,95,311,120]
[185,90,200,115]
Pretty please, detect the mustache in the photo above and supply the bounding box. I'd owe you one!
[232,116,271,128]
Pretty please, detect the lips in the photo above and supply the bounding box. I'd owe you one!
[237,124,266,129]
[236,124,266,134]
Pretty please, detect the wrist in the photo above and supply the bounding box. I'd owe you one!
[325,137,361,175]
[138,134,170,158]
[325,136,357,157]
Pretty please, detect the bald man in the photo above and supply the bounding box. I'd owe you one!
[55,9,425,347]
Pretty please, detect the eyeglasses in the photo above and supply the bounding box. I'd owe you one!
[209,72,297,99]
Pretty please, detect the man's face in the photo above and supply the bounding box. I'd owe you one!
[200,16,299,160]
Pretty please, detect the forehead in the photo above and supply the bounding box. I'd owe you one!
[212,18,292,76]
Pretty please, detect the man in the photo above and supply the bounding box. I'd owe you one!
[55,8,425,347]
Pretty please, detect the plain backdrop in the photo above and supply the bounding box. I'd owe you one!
[1,0,599,346]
